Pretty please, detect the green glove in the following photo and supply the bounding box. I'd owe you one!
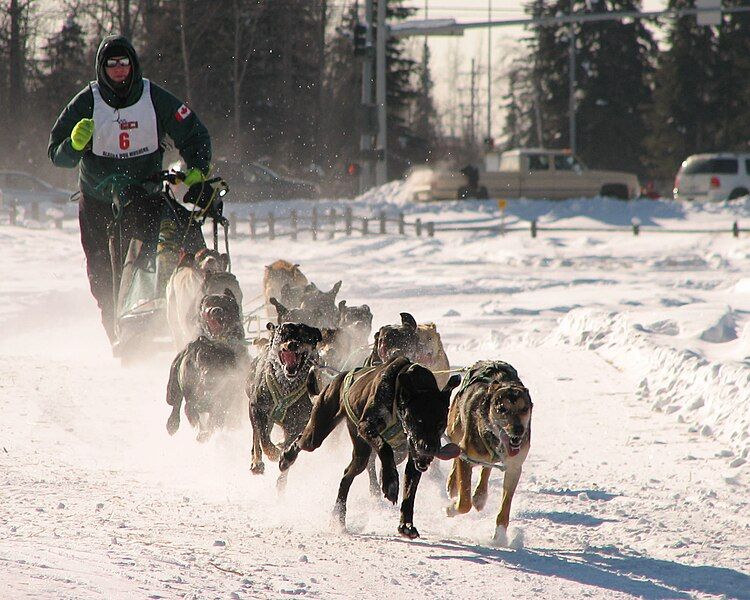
[70,118,94,151]
[183,167,206,187]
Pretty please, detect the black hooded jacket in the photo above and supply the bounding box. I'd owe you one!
[48,35,211,203]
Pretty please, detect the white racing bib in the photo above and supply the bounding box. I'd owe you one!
[91,78,159,159]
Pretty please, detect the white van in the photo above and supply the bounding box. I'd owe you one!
[673,153,750,201]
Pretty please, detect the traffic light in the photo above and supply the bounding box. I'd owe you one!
[353,23,367,56]
[346,162,361,177]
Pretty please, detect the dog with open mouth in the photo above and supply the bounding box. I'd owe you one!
[445,360,533,545]
[246,321,323,478]
[165,288,249,442]
[279,356,461,539]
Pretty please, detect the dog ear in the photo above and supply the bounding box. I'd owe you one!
[306,368,319,397]
[320,328,336,343]
[219,253,230,271]
[270,296,288,315]
[338,299,347,312]
[266,322,276,332]
[311,326,323,345]
[400,312,418,330]
[443,374,461,393]
[328,281,342,298]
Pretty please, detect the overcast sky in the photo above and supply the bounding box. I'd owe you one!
[402,0,669,142]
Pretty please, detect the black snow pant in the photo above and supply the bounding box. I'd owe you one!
[78,192,161,345]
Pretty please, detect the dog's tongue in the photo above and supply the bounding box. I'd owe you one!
[436,443,461,460]
[279,350,299,369]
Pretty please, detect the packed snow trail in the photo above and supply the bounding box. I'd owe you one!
[2,196,750,599]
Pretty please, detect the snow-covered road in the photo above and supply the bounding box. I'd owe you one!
[1,194,749,599]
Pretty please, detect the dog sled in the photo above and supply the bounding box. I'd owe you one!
[108,170,230,363]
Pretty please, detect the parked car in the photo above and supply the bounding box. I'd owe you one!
[673,153,750,201]
[210,160,319,201]
[0,171,74,206]
[410,148,640,201]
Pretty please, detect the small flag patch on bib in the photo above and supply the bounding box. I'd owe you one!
[175,104,192,122]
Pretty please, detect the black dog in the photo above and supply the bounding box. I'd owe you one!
[246,321,323,478]
[365,312,420,366]
[280,356,461,539]
[166,289,249,442]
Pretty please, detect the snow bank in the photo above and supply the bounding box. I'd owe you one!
[547,307,750,464]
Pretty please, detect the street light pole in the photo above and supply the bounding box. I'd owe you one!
[487,0,492,144]
[568,18,576,155]
[375,0,388,185]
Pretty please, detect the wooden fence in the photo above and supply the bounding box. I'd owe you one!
[3,199,749,239]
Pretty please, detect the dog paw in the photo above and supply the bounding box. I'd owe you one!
[445,503,459,518]
[278,447,298,472]
[250,461,265,475]
[382,477,399,504]
[398,522,420,539]
[491,525,509,547]
[472,489,488,511]
[166,414,180,436]
[196,430,211,444]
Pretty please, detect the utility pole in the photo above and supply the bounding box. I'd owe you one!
[375,0,388,185]
[360,0,375,193]
[486,0,492,145]
[469,58,477,147]
[568,13,576,154]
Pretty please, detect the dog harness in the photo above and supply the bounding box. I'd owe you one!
[265,371,308,425]
[341,367,406,449]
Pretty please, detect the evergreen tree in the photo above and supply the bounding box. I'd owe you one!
[646,0,717,178]
[574,0,657,175]
[714,0,750,150]
[39,14,88,119]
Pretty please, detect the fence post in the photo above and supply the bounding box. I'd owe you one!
[415,218,422,236]
[249,212,256,239]
[268,212,275,240]
[9,199,17,226]
[632,222,640,236]
[328,208,336,239]
[290,209,298,240]
[733,221,740,238]
[379,210,387,234]
[427,222,435,237]
[345,206,353,236]
[398,212,405,235]
[530,219,537,238]
[229,213,237,237]
[311,206,318,241]
[362,217,369,236]
[31,201,39,222]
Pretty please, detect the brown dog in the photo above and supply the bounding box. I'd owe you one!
[280,357,460,538]
[263,260,308,317]
[445,360,532,545]
[416,323,451,389]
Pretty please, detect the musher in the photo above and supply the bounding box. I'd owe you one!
[48,35,211,347]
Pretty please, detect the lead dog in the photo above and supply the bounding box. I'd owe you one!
[165,288,249,442]
[445,360,533,545]
[280,357,461,539]
[246,321,323,477]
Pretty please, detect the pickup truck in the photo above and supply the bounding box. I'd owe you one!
[409,148,640,201]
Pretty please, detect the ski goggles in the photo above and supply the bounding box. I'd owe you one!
[105,57,131,68]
